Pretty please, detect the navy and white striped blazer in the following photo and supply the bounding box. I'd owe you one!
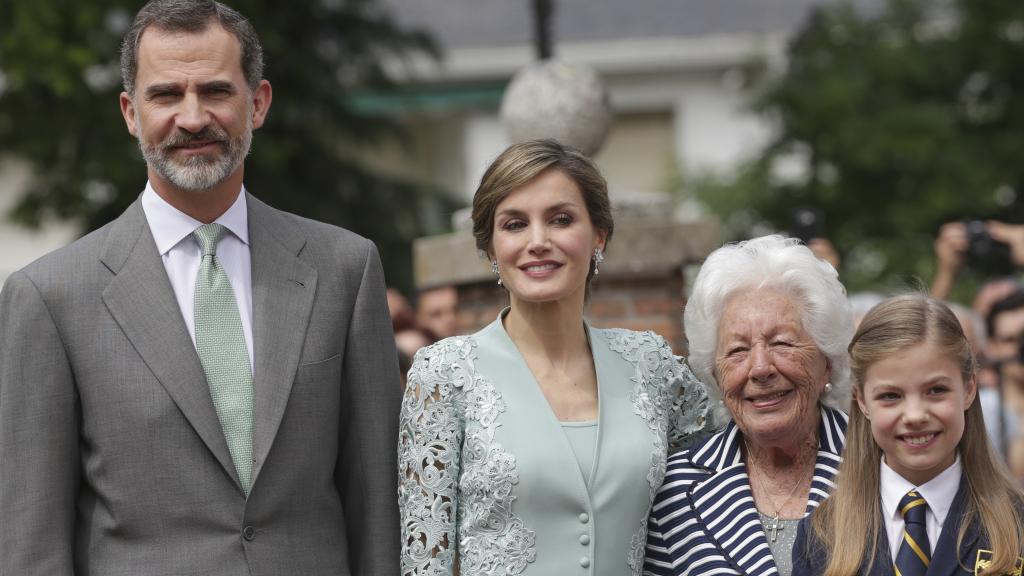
[643,406,848,576]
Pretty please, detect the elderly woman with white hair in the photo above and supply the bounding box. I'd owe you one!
[642,235,855,576]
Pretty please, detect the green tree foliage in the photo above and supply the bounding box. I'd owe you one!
[0,0,459,290]
[694,0,1024,293]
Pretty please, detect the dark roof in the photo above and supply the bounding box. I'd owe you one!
[383,0,886,49]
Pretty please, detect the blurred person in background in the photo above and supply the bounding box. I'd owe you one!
[394,328,430,393]
[930,220,1024,303]
[645,235,855,576]
[387,287,433,390]
[947,302,1019,460]
[985,291,1024,367]
[973,277,1020,320]
[398,139,710,575]
[388,287,416,332]
[394,327,430,392]
[986,291,1024,476]
[415,284,459,340]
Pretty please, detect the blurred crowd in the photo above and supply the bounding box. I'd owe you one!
[386,285,459,388]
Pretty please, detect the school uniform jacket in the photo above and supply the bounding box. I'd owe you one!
[792,478,1023,576]
[643,406,848,576]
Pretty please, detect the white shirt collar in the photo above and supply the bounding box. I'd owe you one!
[141,181,249,255]
[880,454,961,526]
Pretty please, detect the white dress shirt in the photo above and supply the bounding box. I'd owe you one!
[880,455,962,563]
[140,183,254,370]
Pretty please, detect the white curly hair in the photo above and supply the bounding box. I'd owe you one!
[684,235,855,426]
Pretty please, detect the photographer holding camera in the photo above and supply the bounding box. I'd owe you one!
[984,291,1024,477]
[931,220,1024,303]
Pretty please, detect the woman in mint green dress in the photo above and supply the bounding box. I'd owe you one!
[398,139,709,576]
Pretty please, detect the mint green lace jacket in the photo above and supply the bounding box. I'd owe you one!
[398,314,710,576]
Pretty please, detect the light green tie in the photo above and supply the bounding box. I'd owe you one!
[193,223,254,494]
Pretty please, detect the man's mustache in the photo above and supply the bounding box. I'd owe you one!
[160,127,229,149]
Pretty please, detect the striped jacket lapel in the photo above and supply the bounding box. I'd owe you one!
[688,407,848,576]
[807,408,847,514]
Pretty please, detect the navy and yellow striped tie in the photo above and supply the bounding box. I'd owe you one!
[895,490,930,576]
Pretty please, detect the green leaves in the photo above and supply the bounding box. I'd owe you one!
[695,0,1024,292]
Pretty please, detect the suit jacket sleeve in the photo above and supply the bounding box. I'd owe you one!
[0,271,80,575]
[334,241,402,575]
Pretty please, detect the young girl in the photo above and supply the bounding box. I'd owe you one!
[793,295,1024,576]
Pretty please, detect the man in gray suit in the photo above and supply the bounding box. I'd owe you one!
[0,1,401,574]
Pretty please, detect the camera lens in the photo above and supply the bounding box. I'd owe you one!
[966,220,992,257]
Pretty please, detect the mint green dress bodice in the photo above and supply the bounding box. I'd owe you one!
[562,420,598,486]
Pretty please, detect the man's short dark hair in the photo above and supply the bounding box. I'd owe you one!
[120,0,264,96]
[987,289,1024,338]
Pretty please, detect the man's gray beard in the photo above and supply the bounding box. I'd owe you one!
[137,118,252,192]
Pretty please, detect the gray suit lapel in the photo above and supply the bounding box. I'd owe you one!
[246,195,317,483]
[100,200,240,488]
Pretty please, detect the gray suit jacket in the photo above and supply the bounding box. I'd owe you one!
[0,195,401,575]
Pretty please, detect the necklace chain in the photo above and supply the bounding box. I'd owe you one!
[742,439,817,543]
[752,471,808,544]
[759,473,806,517]
[743,439,817,519]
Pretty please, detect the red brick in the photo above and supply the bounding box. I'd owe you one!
[588,298,627,319]
[633,295,684,317]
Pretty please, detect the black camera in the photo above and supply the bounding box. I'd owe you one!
[790,207,825,244]
[965,220,1008,259]
[964,220,1011,274]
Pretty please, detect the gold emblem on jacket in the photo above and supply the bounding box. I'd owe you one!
[975,549,1024,576]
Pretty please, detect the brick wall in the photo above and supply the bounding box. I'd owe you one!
[588,271,688,354]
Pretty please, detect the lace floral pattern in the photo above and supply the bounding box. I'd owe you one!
[398,337,537,576]
[604,329,709,574]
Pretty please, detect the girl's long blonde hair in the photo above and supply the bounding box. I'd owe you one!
[808,294,1023,576]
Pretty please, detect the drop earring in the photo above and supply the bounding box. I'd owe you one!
[492,260,502,286]
[592,248,605,276]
